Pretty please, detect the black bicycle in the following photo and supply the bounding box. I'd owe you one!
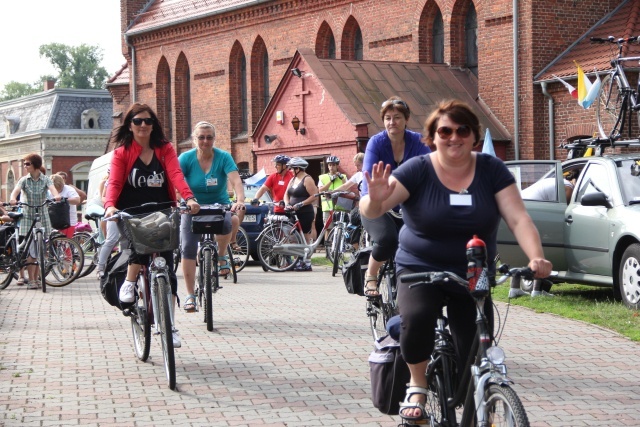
[399,265,534,427]
[367,254,397,341]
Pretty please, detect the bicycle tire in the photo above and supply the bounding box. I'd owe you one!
[0,265,15,289]
[421,368,448,426]
[380,265,398,320]
[325,227,336,262]
[73,232,98,278]
[232,226,250,273]
[37,231,46,293]
[596,74,640,139]
[131,274,151,361]
[257,223,303,272]
[0,237,16,289]
[202,247,214,332]
[367,299,386,341]
[157,275,176,390]
[483,384,530,427]
[172,247,181,273]
[331,227,343,276]
[44,236,84,287]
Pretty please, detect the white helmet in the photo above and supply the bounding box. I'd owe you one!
[287,157,309,169]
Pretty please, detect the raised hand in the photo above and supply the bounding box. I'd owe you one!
[364,161,396,202]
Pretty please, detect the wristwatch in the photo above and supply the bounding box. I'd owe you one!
[185,196,198,203]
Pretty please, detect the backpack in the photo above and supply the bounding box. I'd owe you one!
[100,250,130,309]
[369,334,411,415]
[342,246,371,296]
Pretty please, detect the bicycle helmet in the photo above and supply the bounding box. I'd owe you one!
[326,155,340,165]
[272,154,291,165]
[287,157,309,169]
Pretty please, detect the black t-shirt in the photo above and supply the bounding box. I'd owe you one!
[393,153,515,277]
[118,154,169,211]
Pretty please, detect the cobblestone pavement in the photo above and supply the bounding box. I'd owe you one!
[1,264,640,426]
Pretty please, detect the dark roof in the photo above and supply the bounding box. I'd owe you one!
[298,48,510,141]
[536,0,640,82]
[0,88,112,138]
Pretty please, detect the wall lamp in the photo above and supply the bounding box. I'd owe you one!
[264,134,278,144]
[291,68,303,78]
[291,116,306,135]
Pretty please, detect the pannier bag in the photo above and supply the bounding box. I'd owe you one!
[369,334,411,415]
[100,250,130,309]
[48,199,71,230]
[342,246,372,296]
[191,207,225,235]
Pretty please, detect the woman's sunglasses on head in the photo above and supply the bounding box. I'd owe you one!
[382,99,409,110]
[131,117,154,126]
[436,125,472,139]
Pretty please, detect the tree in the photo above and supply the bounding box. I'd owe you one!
[39,43,109,89]
[0,81,39,101]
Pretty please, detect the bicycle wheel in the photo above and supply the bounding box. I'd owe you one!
[379,266,398,320]
[156,275,176,390]
[0,263,16,289]
[73,232,98,278]
[483,384,530,427]
[325,227,336,262]
[596,74,627,139]
[331,227,343,276]
[36,231,46,292]
[131,275,151,361]
[232,227,250,272]
[367,299,386,341]
[421,369,448,426]
[172,246,181,273]
[257,223,303,272]
[202,247,214,332]
[44,236,84,287]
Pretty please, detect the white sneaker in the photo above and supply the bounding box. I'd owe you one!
[172,330,182,348]
[119,280,136,303]
[508,288,530,298]
[531,290,555,297]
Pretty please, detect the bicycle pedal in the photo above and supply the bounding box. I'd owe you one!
[122,308,132,317]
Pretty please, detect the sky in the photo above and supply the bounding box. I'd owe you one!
[0,0,125,89]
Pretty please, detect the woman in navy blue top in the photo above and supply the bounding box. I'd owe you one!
[360,100,552,423]
[360,97,430,297]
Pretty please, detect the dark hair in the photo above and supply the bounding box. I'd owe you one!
[23,153,43,169]
[380,96,410,121]
[423,100,481,147]
[111,102,168,149]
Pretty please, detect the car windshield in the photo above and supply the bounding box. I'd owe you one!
[243,184,272,203]
[617,159,640,205]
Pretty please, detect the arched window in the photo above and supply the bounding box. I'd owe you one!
[465,3,478,75]
[341,16,364,61]
[251,37,269,130]
[175,53,192,143]
[156,57,172,140]
[315,21,336,59]
[433,10,444,63]
[230,41,248,137]
[7,169,15,201]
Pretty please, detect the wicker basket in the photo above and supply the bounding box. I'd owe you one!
[120,208,179,255]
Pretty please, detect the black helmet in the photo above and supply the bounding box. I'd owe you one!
[287,157,309,169]
[272,155,291,165]
[326,155,340,165]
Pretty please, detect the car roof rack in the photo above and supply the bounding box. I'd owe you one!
[560,137,640,158]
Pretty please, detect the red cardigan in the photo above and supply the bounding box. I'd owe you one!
[104,140,194,210]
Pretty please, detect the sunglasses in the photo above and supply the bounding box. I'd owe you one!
[131,117,154,126]
[381,99,409,110]
[436,125,472,139]
[24,162,32,167]
[197,135,214,141]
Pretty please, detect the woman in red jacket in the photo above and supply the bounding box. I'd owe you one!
[104,102,199,348]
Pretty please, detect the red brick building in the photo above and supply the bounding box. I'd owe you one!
[110,0,636,176]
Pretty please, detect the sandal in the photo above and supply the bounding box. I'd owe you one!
[399,385,428,422]
[364,275,379,297]
[16,277,26,286]
[230,241,242,252]
[183,294,197,312]
[218,255,231,276]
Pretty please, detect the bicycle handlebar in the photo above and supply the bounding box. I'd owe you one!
[590,35,638,44]
[400,266,535,290]
[2,198,67,209]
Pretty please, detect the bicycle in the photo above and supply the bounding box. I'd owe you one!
[107,201,182,390]
[322,192,359,276]
[0,200,83,292]
[398,265,535,427]
[367,254,398,341]
[591,35,640,141]
[73,211,104,278]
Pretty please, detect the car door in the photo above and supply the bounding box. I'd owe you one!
[497,161,568,270]
[564,160,615,276]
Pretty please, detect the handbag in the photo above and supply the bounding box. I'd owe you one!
[369,334,411,415]
[342,246,371,296]
[48,200,71,230]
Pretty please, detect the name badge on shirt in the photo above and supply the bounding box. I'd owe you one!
[278,180,284,185]
[450,194,472,206]
[206,177,218,187]
[148,177,163,188]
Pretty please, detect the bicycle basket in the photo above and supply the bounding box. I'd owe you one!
[121,208,179,254]
[48,200,71,230]
[335,196,354,211]
[191,207,225,234]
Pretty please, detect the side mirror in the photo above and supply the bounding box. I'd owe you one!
[581,192,612,208]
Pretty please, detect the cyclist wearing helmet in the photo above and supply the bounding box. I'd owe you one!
[253,154,293,214]
[318,155,348,239]
[284,157,318,271]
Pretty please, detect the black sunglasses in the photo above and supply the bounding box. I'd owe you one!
[436,125,472,139]
[24,162,32,167]
[197,135,214,141]
[131,117,154,126]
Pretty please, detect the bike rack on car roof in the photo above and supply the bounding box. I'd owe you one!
[560,136,640,158]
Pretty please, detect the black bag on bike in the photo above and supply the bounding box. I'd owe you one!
[191,208,225,234]
[0,224,11,253]
[368,334,411,415]
[342,246,371,296]
[100,251,129,309]
[48,200,71,230]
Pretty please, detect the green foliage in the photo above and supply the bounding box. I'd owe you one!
[39,43,108,89]
[0,81,39,101]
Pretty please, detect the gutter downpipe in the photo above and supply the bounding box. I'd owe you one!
[513,0,520,160]
[540,82,555,160]
[125,33,136,103]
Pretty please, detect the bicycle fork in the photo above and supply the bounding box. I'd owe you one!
[149,268,176,334]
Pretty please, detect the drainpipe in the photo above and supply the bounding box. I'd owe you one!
[125,33,136,103]
[513,0,520,159]
[540,82,555,160]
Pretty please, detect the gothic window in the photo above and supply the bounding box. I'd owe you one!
[433,10,444,63]
[465,3,478,75]
[175,53,192,143]
[156,57,172,140]
[341,16,364,61]
[251,37,269,130]
[230,41,248,137]
[315,21,336,59]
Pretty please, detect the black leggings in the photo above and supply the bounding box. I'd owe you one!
[397,268,494,367]
[128,250,178,296]
[361,212,403,262]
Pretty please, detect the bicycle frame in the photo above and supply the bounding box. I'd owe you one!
[271,210,332,261]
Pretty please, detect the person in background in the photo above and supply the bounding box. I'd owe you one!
[360,96,431,297]
[317,156,348,241]
[104,102,199,348]
[96,169,122,279]
[178,121,245,313]
[10,153,61,289]
[50,174,81,238]
[56,171,87,204]
[331,152,364,196]
[252,155,293,213]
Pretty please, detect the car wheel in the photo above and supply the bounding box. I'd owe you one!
[619,244,640,309]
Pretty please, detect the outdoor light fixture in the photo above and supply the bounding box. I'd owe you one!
[291,68,303,78]
[291,116,306,135]
[264,134,278,144]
